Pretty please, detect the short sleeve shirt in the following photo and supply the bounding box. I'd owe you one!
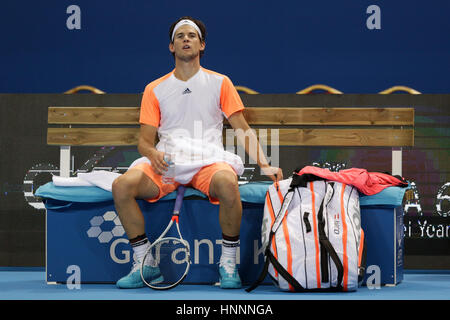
[137,67,245,182]
[140,67,244,136]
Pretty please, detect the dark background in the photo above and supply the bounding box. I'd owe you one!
[0,94,448,268]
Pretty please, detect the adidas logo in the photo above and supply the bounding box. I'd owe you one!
[182,88,192,94]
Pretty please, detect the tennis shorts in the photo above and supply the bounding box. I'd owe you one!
[130,162,237,205]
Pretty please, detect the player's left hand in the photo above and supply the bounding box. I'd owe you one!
[261,166,283,183]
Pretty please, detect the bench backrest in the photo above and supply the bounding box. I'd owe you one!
[47,107,414,147]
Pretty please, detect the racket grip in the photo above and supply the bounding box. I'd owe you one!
[173,185,186,213]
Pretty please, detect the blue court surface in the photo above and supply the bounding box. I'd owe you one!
[0,269,449,301]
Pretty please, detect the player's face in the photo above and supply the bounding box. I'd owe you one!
[170,25,205,62]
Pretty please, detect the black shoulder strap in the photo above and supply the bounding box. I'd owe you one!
[291,172,326,189]
[246,242,304,292]
[317,183,344,289]
[319,238,344,289]
[245,246,271,292]
[266,250,304,291]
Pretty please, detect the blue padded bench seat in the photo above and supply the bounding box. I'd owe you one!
[36,181,407,208]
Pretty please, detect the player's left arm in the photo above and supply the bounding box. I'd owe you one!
[227,111,283,182]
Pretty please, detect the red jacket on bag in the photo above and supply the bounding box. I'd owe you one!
[295,166,408,195]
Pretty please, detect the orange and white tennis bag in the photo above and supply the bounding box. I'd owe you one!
[247,174,367,292]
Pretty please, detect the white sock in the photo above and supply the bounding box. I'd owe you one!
[130,237,154,266]
[220,238,240,266]
[131,238,149,260]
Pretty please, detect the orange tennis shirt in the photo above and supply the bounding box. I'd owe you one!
[135,67,245,184]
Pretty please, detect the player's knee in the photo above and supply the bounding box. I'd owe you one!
[112,174,138,201]
[212,171,239,204]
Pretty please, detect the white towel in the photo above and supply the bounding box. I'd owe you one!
[52,176,94,187]
[53,171,121,192]
[128,155,244,185]
[126,136,245,184]
[77,171,121,191]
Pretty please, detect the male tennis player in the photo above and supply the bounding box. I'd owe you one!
[112,16,283,289]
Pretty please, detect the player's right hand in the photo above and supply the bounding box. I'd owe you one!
[148,148,168,175]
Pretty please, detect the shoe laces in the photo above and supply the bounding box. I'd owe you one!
[131,256,157,273]
[130,260,141,274]
[220,259,237,275]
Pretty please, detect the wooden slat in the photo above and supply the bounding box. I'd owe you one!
[242,107,414,126]
[48,127,414,147]
[271,128,414,146]
[48,107,414,126]
[47,128,140,146]
[48,107,140,124]
[225,128,414,146]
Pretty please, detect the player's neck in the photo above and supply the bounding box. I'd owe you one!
[173,59,201,82]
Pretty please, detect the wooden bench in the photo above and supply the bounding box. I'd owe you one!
[47,106,415,177]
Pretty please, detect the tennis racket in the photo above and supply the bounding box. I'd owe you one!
[140,185,191,290]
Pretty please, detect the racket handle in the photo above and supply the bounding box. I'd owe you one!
[173,185,186,214]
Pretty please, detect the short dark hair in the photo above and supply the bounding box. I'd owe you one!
[169,16,207,57]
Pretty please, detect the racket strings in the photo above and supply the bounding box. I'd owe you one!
[143,250,158,267]
[145,238,190,289]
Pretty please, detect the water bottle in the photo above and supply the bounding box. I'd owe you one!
[162,153,175,184]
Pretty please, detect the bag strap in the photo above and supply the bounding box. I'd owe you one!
[246,232,304,292]
[319,237,344,289]
[291,172,324,188]
[270,189,295,234]
[245,244,271,292]
[267,249,304,291]
[316,182,344,289]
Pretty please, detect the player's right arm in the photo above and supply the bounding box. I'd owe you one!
[138,124,167,175]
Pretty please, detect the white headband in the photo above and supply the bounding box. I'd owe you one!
[171,19,203,42]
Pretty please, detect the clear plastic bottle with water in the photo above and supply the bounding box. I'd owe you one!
[162,153,175,184]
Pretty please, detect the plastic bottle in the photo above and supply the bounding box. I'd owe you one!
[162,153,175,184]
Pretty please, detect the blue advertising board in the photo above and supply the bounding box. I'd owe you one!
[45,192,404,286]
[46,198,268,285]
